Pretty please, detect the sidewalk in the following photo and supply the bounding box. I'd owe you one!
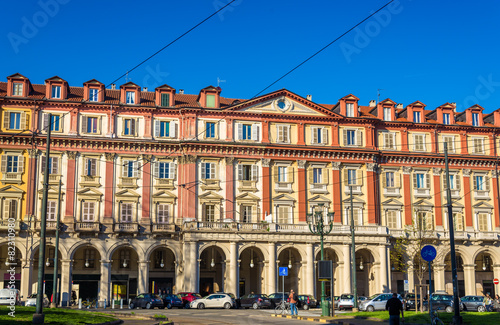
[273,314,388,324]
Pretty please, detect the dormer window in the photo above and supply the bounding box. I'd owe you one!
[51,85,61,99]
[346,103,354,117]
[126,91,135,104]
[13,83,23,96]
[161,93,170,107]
[413,111,421,123]
[383,107,392,121]
[472,113,479,126]
[206,95,216,108]
[443,113,450,125]
[89,89,98,102]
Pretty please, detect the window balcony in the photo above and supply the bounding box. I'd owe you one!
[200,179,220,191]
[309,183,328,194]
[413,188,430,198]
[119,177,138,189]
[35,220,59,231]
[75,222,100,232]
[383,187,401,197]
[474,190,490,200]
[151,223,177,233]
[344,185,362,194]
[114,222,139,233]
[2,172,22,184]
[238,180,258,192]
[48,174,61,184]
[80,175,100,187]
[155,178,174,189]
[0,219,20,231]
[275,182,292,192]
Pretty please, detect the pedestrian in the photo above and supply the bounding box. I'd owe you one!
[386,293,404,325]
[484,293,493,312]
[289,289,299,316]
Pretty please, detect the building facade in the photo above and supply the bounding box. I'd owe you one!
[0,73,499,306]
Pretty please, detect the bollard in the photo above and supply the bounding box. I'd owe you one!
[104,299,107,309]
[120,299,123,309]
[78,298,82,309]
[95,300,98,309]
[112,299,115,309]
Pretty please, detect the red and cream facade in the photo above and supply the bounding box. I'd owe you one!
[0,73,499,305]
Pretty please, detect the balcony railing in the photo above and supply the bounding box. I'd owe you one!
[2,173,22,182]
[35,221,59,230]
[151,223,176,233]
[114,222,139,233]
[75,222,100,232]
[0,219,20,230]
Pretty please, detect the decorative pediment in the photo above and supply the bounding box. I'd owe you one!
[236,192,260,202]
[472,201,494,209]
[152,190,177,204]
[413,199,434,207]
[342,196,365,204]
[115,189,140,201]
[77,188,103,200]
[0,185,24,198]
[37,186,64,199]
[199,191,223,203]
[273,193,296,202]
[308,195,330,204]
[381,198,404,208]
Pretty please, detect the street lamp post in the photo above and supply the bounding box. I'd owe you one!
[307,203,334,317]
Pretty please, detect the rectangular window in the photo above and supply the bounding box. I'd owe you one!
[89,89,98,102]
[120,203,133,222]
[416,211,433,230]
[347,169,357,185]
[6,156,19,173]
[313,168,322,184]
[85,117,99,134]
[472,113,479,126]
[277,206,291,224]
[47,201,57,221]
[453,212,464,231]
[206,122,215,138]
[443,113,450,125]
[82,202,95,222]
[13,83,23,96]
[312,127,327,144]
[126,91,135,104]
[85,158,97,177]
[443,135,455,152]
[9,112,21,130]
[346,130,356,146]
[122,160,138,178]
[474,175,485,191]
[50,115,60,132]
[242,124,252,140]
[472,138,484,154]
[346,208,361,225]
[157,204,169,223]
[387,210,398,229]
[277,125,290,143]
[206,95,216,108]
[477,213,489,231]
[383,132,395,150]
[161,93,170,107]
[51,85,61,99]
[385,172,395,188]
[41,157,59,175]
[278,166,287,182]
[448,174,456,190]
[346,103,354,117]
[416,173,425,189]
[157,162,171,179]
[202,162,216,179]
[4,200,17,220]
[241,206,252,223]
[383,107,392,121]
[413,111,421,123]
[414,134,425,151]
[123,119,136,136]
[204,204,215,222]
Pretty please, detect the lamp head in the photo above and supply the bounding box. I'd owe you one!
[210,259,215,268]
[85,259,90,268]
[46,258,50,267]
[123,259,128,268]
[160,258,165,268]
[250,261,254,268]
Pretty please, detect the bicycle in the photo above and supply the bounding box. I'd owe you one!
[82,299,97,309]
[431,310,444,325]
[274,300,290,315]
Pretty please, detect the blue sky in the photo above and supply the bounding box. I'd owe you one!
[2,0,500,113]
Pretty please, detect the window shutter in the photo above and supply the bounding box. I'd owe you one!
[342,129,348,146]
[3,199,10,219]
[426,213,434,230]
[343,169,349,185]
[154,120,160,137]
[251,164,258,181]
[201,163,206,179]
[21,112,27,129]
[41,156,46,174]
[53,157,59,174]
[455,213,464,231]
[425,173,431,189]
[130,119,136,136]
[356,169,363,186]
[395,173,401,188]
[251,124,259,141]
[237,165,243,180]
[288,167,293,182]
[98,116,102,133]
[277,125,283,142]
[274,166,279,182]
[322,169,328,184]
[456,175,461,191]
[309,169,314,184]
[82,116,88,134]
[122,160,129,177]
[485,176,490,191]
[0,156,7,173]
[84,158,89,176]
[153,162,159,178]
[58,115,63,132]
[473,176,477,190]
[90,158,97,176]
[170,121,177,138]
[285,125,290,143]
[322,128,328,144]
[210,163,215,179]
[237,123,242,140]
[132,161,138,178]
[169,162,176,179]
[413,174,417,188]
[3,112,10,129]
[356,130,363,146]
[382,172,387,188]
[42,113,49,130]
[442,174,448,190]
[312,128,318,144]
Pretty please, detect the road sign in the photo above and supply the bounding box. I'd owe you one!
[494,278,499,285]
[404,280,409,291]
[279,267,288,276]
[421,245,437,262]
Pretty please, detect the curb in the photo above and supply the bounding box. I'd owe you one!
[98,312,173,324]
[92,320,124,325]
[272,314,386,324]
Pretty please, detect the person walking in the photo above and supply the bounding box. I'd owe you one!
[386,293,404,325]
[484,293,493,312]
[289,290,299,316]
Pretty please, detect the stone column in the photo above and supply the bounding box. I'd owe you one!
[99,260,112,306]
[189,242,199,292]
[228,242,238,295]
[138,260,149,294]
[493,264,500,295]
[20,258,33,300]
[343,244,352,293]
[434,263,446,292]
[463,264,476,295]
[59,259,73,306]
[378,244,389,292]
[306,243,314,296]
[407,262,415,293]
[267,242,276,293]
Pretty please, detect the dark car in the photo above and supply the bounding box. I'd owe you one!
[239,293,272,309]
[268,292,289,307]
[129,293,164,309]
[460,295,486,312]
[298,295,318,310]
[161,293,184,309]
[178,292,202,308]
[423,293,454,312]
[404,293,421,311]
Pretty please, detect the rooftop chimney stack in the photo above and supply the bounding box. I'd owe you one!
[111,84,116,90]
[396,103,403,109]
[369,100,376,107]
[306,94,312,101]
[451,102,457,112]
[143,87,148,92]
[179,89,184,94]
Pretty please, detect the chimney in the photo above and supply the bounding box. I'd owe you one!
[306,94,312,101]
[179,89,184,94]
[396,103,403,109]
[451,102,457,112]
[111,84,116,90]
[143,87,148,92]
[369,100,376,107]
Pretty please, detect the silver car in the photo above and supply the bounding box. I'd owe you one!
[190,293,233,309]
[359,293,404,312]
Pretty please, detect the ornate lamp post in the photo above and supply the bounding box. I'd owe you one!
[307,203,334,317]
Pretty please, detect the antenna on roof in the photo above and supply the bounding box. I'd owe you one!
[125,71,131,83]
[377,89,384,106]
[217,77,226,87]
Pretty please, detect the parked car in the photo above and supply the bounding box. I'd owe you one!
[178,292,202,308]
[460,295,486,312]
[403,293,421,311]
[190,293,234,309]
[160,293,184,309]
[239,293,272,309]
[24,293,49,307]
[359,293,404,312]
[423,293,454,312]
[326,296,340,309]
[0,289,20,306]
[298,294,318,310]
[129,293,164,309]
[268,292,289,307]
[338,294,355,310]
[358,296,367,305]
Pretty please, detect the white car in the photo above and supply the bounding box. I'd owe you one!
[190,293,233,309]
[0,288,20,305]
[25,293,49,307]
